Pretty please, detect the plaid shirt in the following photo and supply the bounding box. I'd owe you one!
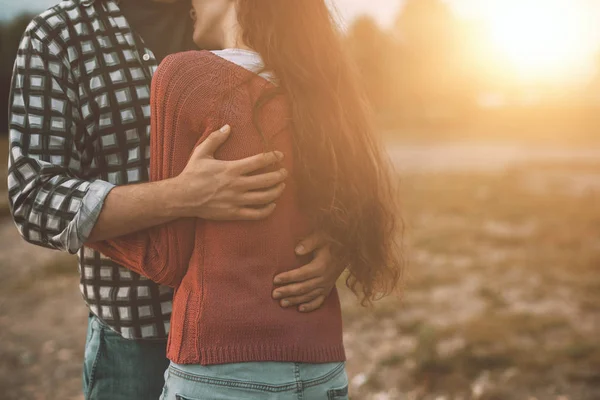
[7,0,181,339]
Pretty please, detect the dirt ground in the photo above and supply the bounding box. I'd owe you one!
[1,140,599,399]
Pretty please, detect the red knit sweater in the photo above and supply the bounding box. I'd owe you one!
[87,50,345,365]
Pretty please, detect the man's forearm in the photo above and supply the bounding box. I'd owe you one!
[86,126,290,244]
[86,178,185,243]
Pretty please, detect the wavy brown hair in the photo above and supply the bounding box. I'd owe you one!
[237,0,403,304]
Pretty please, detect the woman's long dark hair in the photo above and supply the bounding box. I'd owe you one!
[237,0,403,304]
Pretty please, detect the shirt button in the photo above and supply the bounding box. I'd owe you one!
[142,53,150,61]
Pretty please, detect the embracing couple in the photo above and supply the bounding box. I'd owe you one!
[8,0,402,398]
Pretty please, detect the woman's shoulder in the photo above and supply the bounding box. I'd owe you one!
[161,50,216,68]
[153,50,249,94]
[155,51,216,80]
[158,50,254,78]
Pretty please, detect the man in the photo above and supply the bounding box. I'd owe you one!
[7,0,345,398]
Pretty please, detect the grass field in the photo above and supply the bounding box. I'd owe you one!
[0,136,599,399]
[340,161,600,399]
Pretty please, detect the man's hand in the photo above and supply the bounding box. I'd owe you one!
[272,232,346,312]
[87,125,288,243]
[171,125,288,221]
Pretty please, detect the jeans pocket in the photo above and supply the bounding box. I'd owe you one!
[327,385,349,400]
[326,364,349,400]
[83,318,103,399]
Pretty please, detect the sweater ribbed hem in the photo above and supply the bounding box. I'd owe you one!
[168,343,346,366]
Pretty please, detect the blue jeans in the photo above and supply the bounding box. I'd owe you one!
[83,314,170,400]
[160,361,349,400]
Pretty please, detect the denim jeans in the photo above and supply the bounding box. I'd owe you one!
[83,313,170,400]
[160,361,349,400]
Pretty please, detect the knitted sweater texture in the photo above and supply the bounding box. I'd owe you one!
[87,50,345,365]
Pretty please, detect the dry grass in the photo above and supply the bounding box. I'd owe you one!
[340,161,600,399]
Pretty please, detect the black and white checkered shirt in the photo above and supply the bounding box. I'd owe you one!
[7,0,182,339]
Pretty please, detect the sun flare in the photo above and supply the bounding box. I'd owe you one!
[479,0,594,82]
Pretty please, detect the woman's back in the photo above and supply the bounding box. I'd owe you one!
[155,50,345,365]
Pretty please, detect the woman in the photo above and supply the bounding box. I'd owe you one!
[88,0,402,398]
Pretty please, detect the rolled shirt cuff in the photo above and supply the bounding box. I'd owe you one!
[59,179,116,254]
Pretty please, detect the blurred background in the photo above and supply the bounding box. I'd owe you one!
[1,0,599,399]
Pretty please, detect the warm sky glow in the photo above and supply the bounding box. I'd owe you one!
[470,0,596,83]
[3,0,599,85]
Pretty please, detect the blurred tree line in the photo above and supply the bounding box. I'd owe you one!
[0,0,478,135]
[1,0,599,141]
[347,0,600,141]
[347,0,480,129]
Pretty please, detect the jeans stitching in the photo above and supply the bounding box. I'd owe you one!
[294,363,302,400]
[303,363,346,389]
[168,366,297,392]
[85,323,104,399]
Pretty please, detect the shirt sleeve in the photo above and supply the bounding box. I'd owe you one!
[85,54,199,288]
[7,29,115,254]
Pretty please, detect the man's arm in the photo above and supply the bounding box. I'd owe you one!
[87,126,288,242]
[85,179,180,243]
[86,119,288,287]
[7,29,115,254]
[87,125,288,243]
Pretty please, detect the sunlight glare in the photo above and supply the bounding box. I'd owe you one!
[480,0,594,82]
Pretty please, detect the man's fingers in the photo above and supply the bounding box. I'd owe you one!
[294,231,327,256]
[235,203,277,220]
[233,151,284,175]
[272,277,322,300]
[298,295,327,313]
[240,168,288,191]
[240,183,286,206]
[195,125,231,157]
[273,258,322,285]
[278,288,324,308]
